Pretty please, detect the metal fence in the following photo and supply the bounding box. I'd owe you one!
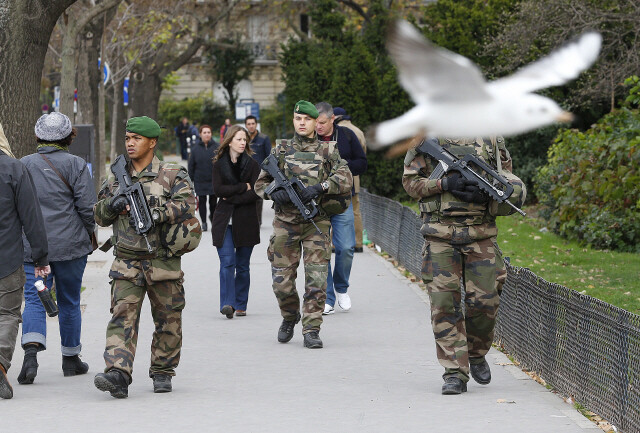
[360,189,640,433]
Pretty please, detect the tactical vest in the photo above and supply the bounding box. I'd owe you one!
[274,139,351,217]
[113,162,200,259]
[418,137,523,226]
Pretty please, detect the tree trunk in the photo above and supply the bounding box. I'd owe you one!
[128,71,163,119]
[76,20,103,125]
[59,16,81,119]
[59,0,122,119]
[110,77,127,162]
[0,0,76,157]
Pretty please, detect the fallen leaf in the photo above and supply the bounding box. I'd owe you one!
[496,399,516,404]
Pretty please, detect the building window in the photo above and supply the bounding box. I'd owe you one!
[300,14,309,36]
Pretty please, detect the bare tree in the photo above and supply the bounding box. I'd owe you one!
[486,0,640,111]
[102,1,176,161]
[0,0,77,157]
[126,0,241,120]
[58,0,122,118]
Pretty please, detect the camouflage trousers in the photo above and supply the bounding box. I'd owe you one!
[104,273,185,380]
[421,236,506,382]
[267,218,331,333]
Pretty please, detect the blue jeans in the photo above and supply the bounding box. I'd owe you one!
[216,226,254,311]
[22,256,88,356]
[326,202,355,307]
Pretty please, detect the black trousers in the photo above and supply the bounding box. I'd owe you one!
[198,195,217,223]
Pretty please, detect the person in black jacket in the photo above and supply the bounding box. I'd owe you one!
[18,112,96,385]
[188,124,219,231]
[211,125,260,318]
[315,101,367,315]
[0,123,50,399]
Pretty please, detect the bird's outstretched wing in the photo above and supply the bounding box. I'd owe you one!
[488,32,602,96]
[387,20,490,104]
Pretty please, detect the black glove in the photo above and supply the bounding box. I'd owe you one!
[441,172,477,193]
[270,189,291,206]
[107,195,128,214]
[450,184,490,204]
[298,184,324,204]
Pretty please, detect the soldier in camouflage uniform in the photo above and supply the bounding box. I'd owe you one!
[402,136,525,395]
[93,116,198,398]
[254,100,352,349]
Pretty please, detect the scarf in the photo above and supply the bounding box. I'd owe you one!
[0,123,15,158]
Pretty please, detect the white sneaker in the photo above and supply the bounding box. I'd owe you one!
[336,293,351,311]
[323,304,335,315]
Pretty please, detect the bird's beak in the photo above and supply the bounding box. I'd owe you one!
[556,111,574,123]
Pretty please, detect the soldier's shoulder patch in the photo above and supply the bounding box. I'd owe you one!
[160,162,183,171]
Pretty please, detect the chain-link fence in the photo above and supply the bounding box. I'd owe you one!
[360,189,640,433]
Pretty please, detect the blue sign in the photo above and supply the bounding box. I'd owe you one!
[98,58,110,85]
[123,76,129,106]
[235,101,260,120]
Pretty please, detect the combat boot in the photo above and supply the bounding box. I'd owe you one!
[17,344,39,385]
[303,331,323,349]
[441,377,467,395]
[62,355,89,377]
[94,369,129,399]
[152,374,172,393]
[277,313,301,343]
[0,363,13,399]
[470,357,491,385]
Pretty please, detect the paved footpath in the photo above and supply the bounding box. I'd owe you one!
[2,170,598,432]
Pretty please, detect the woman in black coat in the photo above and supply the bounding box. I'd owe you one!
[211,125,260,318]
[187,124,219,231]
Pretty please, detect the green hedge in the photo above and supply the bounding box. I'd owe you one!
[535,107,640,252]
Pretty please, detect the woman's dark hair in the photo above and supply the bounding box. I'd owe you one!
[214,125,253,161]
[36,127,77,147]
[199,124,212,134]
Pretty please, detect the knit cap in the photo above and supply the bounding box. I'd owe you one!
[34,112,72,141]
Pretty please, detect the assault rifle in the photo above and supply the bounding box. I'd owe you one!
[417,138,526,216]
[111,154,155,252]
[261,154,323,234]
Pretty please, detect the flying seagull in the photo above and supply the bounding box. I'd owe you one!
[370,20,602,153]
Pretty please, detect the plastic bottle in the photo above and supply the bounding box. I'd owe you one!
[35,280,58,317]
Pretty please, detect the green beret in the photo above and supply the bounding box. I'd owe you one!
[293,100,319,119]
[126,116,161,138]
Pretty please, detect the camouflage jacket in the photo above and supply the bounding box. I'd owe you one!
[254,133,353,224]
[403,137,522,244]
[94,155,196,283]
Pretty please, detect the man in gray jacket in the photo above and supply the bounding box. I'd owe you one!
[0,123,50,399]
[18,112,96,385]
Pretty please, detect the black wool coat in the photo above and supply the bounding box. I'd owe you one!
[211,151,260,248]
[188,138,219,196]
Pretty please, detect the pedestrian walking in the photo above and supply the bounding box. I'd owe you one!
[18,112,96,385]
[254,100,352,349]
[219,118,231,142]
[315,102,367,315]
[93,116,200,398]
[403,136,525,394]
[211,125,260,319]
[188,124,219,231]
[0,122,50,399]
[333,107,367,253]
[176,117,191,160]
[245,115,271,226]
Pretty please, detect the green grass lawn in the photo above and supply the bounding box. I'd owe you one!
[401,201,640,314]
[496,211,640,314]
